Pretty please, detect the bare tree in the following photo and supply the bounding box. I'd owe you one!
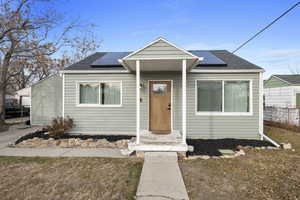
[0,0,79,130]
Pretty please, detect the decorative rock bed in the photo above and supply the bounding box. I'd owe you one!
[14,137,130,149]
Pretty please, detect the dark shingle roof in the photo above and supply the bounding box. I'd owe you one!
[274,75,300,85]
[64,50,263,71]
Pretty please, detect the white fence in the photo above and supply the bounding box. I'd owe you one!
[264,106,300,126]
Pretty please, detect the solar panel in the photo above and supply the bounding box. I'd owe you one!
[91,52,131,66]
[188,51,226,65]
[90,51,226,67]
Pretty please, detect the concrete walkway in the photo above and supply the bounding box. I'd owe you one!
[136,152,189,200]
[0,123,127,158]
[0,124,40,149]
[0,147,127,158]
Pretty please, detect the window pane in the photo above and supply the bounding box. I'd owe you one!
[224,81,249,112]
[100,82,121,105]
[153,84,167,94]
[197,81,222,111]
[79,83,99,104]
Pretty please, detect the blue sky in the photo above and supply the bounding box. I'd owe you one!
[53,0,299,78]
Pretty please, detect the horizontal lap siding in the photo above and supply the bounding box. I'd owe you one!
[186,73,260,139]
[31,75,62,125]
[128,40,194,59]
[64,74,136,133]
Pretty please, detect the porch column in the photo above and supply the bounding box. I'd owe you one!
[136,60,140,144]
[182,59,187,144]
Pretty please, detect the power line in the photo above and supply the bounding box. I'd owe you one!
[232,2,300,53]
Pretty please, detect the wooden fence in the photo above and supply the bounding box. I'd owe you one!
[264,106,300,126]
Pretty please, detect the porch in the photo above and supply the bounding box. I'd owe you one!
[120,38,203,152]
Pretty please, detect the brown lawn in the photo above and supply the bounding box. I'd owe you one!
[0,157,142,200]
[180,126,300,200]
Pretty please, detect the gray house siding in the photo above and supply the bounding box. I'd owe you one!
[31,75,62,125]
[64,72,260,139]
[186,73,260,139]
[64,73,136,134]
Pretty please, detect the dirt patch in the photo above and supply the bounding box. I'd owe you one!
[180,126,300,200]
[0,157,142,200]
[187,138,273,156]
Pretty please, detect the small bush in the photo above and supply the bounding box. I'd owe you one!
[47,116,74,138]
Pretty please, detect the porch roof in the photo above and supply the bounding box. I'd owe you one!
[120,38,201,71]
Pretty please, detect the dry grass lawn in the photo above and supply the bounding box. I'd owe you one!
[0,157,142,200]
[180,126,300,200]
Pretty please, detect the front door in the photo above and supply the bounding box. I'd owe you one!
[149,80,172,134]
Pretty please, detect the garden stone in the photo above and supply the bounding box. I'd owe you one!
[120,149,134,156]
[281,143,292,150]
[188,145,194,152]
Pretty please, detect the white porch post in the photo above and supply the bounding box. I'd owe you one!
[136,60,140,144]
[182,59,187,144]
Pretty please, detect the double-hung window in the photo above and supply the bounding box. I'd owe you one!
[196,80,252,115]
[78,81,122,106]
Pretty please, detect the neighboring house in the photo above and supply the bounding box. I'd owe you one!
[14,87,31,108]
[32,38,266,152]
[31,75,63,125]
[264,74,300,108]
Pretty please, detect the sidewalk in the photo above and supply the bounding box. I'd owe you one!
[0,147,127,158]
[136,152,189,200]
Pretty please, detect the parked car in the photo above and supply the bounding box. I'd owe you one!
[5,101,30,119]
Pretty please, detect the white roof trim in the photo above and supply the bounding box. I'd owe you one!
[121,37,200,60]
[190,69,264,73]
[61,70,130,74]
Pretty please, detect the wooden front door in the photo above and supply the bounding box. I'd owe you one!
[149,80,172,134]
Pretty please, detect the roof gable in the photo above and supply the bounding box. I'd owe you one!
[264,76,291,88]
[122,38,199,60]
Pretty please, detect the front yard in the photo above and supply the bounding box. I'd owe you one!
[180,126,300,200]
[0,157,142,200]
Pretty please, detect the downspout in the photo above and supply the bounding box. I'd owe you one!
[259,71,280,147]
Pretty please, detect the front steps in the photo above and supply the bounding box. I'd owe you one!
[128,130,188,154]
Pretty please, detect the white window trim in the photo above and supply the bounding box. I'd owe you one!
[76,80,122,107]
[195,79,253,116]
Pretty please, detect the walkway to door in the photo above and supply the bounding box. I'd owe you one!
[136,152,189,200]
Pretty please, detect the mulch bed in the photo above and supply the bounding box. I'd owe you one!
[187,138,274,156]
[15,129,133,145]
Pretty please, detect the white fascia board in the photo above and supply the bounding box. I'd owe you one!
[189,69,265,73]
[61,70,130,74]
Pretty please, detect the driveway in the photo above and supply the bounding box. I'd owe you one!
[0,123,40,149]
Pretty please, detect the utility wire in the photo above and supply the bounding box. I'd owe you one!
[232,2,300,53]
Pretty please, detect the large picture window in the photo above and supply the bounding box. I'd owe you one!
[196,80,251,115]
[78,81,122,106]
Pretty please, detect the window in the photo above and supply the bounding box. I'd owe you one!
[153,84,167,94]
[79,83,99,104]
[196,80,251,115]
[197,81,222,111]
[100,82,121,105]
[224,81,249,112]
[78,81,121,106]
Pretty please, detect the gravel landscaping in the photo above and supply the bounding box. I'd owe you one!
[14,129,134,149]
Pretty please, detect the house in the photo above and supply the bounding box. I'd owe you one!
[264,74,300,108]
[32,38,267,152]
[14,87,31,108]
[31,75,63,125]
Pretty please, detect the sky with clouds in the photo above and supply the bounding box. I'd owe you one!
[51,0,300,79]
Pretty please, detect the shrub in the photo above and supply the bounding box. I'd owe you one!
[47,116,74,138]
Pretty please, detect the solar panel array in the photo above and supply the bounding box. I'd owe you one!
[90,51,226,67]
